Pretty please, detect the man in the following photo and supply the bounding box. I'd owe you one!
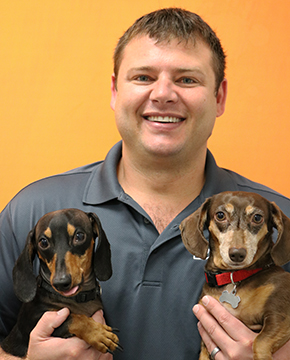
[1,8,290,359]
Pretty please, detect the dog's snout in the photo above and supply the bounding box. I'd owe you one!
[229,247,247,263]
[53,274,72,292]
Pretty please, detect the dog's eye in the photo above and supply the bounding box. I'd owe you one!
[215,211,226,221]
[252,214,264,224]
[74,231,86,245]
[38,237,50,250]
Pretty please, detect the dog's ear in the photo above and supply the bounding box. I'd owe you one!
[12,228,37,303]
[180,198,211,260]
[270,202,290,266]
[87,212,113,281]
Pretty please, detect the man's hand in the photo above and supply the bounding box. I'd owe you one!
[26,308,112,360]
[193,295,290,359]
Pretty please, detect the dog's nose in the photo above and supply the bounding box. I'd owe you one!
[53,274,72,292]
[229,247,247,263]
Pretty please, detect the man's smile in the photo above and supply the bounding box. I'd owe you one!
[143,115,185,123]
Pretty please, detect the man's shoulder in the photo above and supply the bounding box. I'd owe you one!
[2,161,103,216]
[226,169,290,215]
[17,161,101,195]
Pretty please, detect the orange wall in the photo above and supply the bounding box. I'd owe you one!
[1,1,290,211]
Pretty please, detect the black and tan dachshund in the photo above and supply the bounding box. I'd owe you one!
[180,191,290,360]
[1,208,121,357]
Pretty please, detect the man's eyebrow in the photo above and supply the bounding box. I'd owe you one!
[128,66,205,74]
[127,66,156,73]
[174,67,205,75]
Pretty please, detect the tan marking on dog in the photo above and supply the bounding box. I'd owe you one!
[228,284,275,325]
[258,223,268,239]
[208,220,235,269]
[208,220,232,243]
[67,223,76,237]
[37,252,57,277]
[225,203,234,214]
[246,224,269,264]
[245,205,255,216]
[44,227,52,238]
[44,253,57,284]
[65,240,94,285]
[37,252,46,264]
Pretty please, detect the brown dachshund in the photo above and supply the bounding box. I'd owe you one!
[1,208,121,357]
[180,191,290,360]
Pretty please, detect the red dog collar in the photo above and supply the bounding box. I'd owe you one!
[205,268,263,287]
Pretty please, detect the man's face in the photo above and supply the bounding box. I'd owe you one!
[110,35,227,160]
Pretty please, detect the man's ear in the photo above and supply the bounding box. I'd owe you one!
[216,78,227,117]
[110,73,117,111]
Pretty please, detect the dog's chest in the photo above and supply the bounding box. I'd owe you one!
[204,282,275,326]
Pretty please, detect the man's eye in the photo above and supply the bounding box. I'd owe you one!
[177,77,198,86]
[181,78,195,84]
[136,75,150,82]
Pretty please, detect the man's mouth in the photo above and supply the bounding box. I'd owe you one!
[144,116,185,123]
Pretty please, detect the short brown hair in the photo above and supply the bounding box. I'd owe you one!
[113,8,226,92]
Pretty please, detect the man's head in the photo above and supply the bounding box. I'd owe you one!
[113,8,226,92]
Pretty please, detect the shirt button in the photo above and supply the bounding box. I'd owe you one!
[144,217,150,224]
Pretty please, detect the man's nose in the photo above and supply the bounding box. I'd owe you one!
[149,76,178,104]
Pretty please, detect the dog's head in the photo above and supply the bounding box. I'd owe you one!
[13,209,112,303]
[180,191,290,271]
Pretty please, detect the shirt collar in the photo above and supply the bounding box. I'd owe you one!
[82,141,123,205]
[200,150,240,202]
[82,141,239,206]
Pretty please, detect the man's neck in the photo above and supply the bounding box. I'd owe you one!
[117,146,207,233]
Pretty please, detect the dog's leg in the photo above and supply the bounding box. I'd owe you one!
[253,315,290,360]
[68,314,120,353]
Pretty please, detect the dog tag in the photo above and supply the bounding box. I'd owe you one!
[219,289,240,309]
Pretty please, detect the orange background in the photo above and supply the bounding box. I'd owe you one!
[1,1,290,211]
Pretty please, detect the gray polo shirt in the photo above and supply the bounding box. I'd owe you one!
[1,141,290,359]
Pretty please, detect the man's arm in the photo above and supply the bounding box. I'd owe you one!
[193,296,290,359]
[0,309,112,360]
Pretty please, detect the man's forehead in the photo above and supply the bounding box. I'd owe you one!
[124,34,210,53]
[120,35,214,69]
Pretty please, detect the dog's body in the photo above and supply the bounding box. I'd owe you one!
[1,208,120,357]
[180,191,290,360]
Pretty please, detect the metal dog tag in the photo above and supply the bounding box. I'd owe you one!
[219,288,241,309]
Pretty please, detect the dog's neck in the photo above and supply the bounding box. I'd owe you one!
[205,268,264,287]
[204,254,275,287]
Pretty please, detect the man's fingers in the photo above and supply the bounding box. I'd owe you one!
[195,296,252,341]
[193,295,256,359]
[193,299,230,352]
[197,322,223,359]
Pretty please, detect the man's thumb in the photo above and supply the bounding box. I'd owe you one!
[33,308,70,338]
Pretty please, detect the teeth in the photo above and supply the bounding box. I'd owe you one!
[147,116,182,123]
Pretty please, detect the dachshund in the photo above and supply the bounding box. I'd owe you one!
[1,208,121,357]
[180,191,290,360]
